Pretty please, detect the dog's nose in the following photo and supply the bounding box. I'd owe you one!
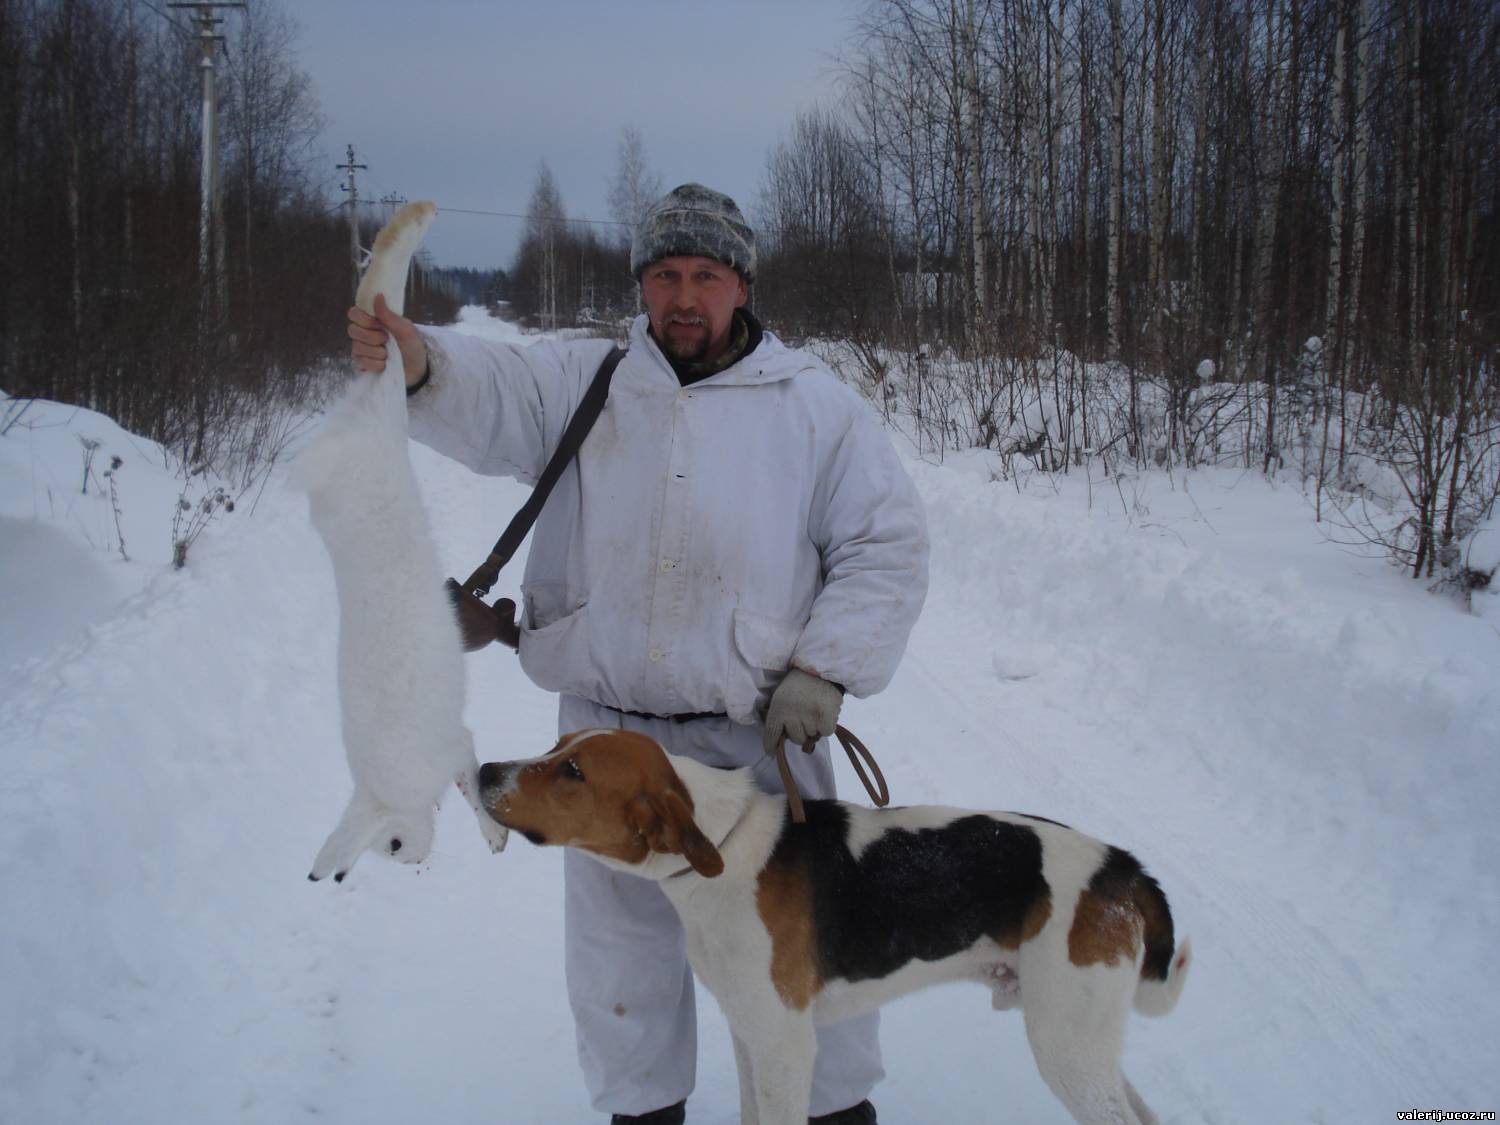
[478,761,505,789]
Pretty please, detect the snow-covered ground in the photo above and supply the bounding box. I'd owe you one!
[3,307,1497,1124]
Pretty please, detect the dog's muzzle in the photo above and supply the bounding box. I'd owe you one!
[477,761,517,818]
[477,761,510,790]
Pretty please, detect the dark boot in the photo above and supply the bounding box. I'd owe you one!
[610,1100,686,1125]
[810,1100,878,1124]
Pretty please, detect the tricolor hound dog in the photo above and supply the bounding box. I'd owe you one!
[478,729,1191,1125]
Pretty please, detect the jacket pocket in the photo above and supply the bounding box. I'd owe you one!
[522,580,584,631]
[727,608,803,723]
[518,595,596,697]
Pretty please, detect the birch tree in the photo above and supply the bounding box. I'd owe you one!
[1146,0,1173,358]
[1106,0,1125,358]
[606,124,662,253]
[523,163,565,332]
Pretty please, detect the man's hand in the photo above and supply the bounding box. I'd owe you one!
[347,293,428,386]
[762,668,843,756]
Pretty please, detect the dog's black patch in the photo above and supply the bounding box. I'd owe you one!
[520,829,547,846]
[768,802,1049,984]
[1087,845,1176,981]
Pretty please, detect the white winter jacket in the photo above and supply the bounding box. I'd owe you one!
[408,314,928,724]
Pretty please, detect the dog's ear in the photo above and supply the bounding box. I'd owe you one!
[627,789,724,878]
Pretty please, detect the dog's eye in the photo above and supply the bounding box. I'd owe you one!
[559,758,585,781]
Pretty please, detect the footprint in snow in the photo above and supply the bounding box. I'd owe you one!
[992,651,1042,682]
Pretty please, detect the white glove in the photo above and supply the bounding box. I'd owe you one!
[762,668,843,756]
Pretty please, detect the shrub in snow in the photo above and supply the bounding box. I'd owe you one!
[77,435,102,494]
[1466,515,1500,575]
[170,480,232,570]
[1442,514,1499,604]
[1,394,35,435]
[102,455,128,562]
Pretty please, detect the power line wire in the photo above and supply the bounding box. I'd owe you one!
[423,203,789,237]
[139,0,194,37]
[343,194,791,237]
[334,199,629,230]
[338,195,805,245]
[438,205,628,228]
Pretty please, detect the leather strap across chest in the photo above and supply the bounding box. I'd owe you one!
[446,346,627,651]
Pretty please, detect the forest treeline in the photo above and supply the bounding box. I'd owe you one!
[749,0,1497,578]
[507,0,1497,578]
[758,0,1496,380]
[0,0,457,468]
[511,0,1498,421]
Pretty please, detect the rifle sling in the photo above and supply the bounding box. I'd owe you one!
[459,345,627,598]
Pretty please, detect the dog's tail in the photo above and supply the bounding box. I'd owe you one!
[1132,867,1192,1017]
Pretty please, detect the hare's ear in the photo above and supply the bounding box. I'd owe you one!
[627,789,724,878]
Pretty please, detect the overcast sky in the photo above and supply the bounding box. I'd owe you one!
[288,1,863,272]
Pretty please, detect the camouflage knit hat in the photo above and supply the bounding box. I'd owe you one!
[631,183,756,282]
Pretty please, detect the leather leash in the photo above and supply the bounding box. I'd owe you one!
[774,725,890,824]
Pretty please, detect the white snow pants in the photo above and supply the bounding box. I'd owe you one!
[559,694,885,1118]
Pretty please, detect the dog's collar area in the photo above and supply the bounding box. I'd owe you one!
[663,799,752,881]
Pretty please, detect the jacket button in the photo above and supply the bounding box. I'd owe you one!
[649,648,664,663]
[660,558,675,572]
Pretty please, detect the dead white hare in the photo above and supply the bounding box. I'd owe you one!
[298,201,507,881]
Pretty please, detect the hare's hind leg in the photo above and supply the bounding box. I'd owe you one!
[455,730,509,852]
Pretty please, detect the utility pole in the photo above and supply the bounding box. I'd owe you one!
[167,2,243,320]
[378,191,408,224]
[337,145,368,300]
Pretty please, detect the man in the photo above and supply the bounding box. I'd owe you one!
[347,184,928,1124]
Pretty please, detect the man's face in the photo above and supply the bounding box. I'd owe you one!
[640,256,749,365]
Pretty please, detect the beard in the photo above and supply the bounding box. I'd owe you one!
[658,314,712,362]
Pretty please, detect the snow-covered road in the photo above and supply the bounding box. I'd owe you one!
[3,310,1496,1123]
